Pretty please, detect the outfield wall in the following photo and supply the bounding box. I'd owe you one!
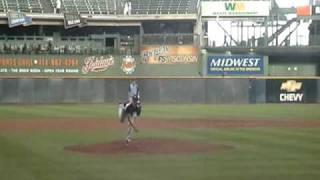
[0,78,319,104]
[0,78,249,104]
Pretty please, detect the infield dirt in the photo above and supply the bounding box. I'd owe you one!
[64,139,233,155]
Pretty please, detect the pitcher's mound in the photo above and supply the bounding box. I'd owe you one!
[65,139,232,155]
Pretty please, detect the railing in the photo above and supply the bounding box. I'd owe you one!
[0,34,199,55]
[0,35,115,55]
[142,33,198,46]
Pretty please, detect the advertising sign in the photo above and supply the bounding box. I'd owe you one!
[296,5,312,16]
[266,79,317,103]
[0,55,114,77]
[64,13,87,29]
[207,55,264,76]
[141,45,198,64]
[81,56,114,74]
[201,1,271,17]
[0,54,200,77]
[7,11,32,28]
[121,55,136,74]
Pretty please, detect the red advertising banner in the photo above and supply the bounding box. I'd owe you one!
[296,6,311,16]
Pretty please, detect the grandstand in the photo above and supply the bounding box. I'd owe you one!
[0,0,46,13]
[0,0,198,15]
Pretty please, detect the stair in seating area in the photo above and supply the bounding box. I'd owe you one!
[267,18,297,45]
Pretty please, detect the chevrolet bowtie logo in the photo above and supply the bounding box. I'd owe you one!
[280,80,302,92]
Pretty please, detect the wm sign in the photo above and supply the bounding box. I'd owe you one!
[201,1,270,17]
[224,2,245,12]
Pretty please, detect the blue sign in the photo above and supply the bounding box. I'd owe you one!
[207,55,264,75]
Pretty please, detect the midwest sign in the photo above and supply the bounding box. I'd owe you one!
[201,1,271,17]
[207,55,264,75]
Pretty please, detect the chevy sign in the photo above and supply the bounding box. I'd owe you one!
[280,80,303,102]
[207,55,264,75]
[266,79,317,103]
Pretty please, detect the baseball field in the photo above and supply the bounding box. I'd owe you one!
[0,104,320,180]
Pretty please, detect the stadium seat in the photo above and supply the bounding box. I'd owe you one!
[60,0,78,13]
[129,0,196,15]
[0,1,5,12]
[87,0,101,14]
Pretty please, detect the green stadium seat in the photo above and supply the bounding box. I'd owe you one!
[0,1,5,12]
[1,0,46,13]
[130,0,196,15]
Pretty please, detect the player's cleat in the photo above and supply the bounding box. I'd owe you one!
[125,138,131,146]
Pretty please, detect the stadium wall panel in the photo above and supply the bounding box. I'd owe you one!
[318,80,320,103]
[48,79,64,103]
[92,79,107,103]
[34,79,49,103]
[18,79,34,103]
[104,80,117,102]
[0,80,2,102]
[113,80,131,102]
[63,79,79,103]
[1,79,18,103]
[138,79,160,103]
[249,79,266,104]
[78,79,93,103]
[190,79,206,103]
[205,79,249,104]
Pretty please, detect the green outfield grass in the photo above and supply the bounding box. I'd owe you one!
[0,104,320,120]
[0,104,320,180]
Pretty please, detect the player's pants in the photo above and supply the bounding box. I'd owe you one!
[126,114,137,141]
